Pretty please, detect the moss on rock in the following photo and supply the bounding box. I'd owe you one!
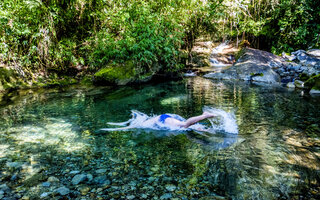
[305,74,320,90]
[94,61,136,85]
[0,68,27,91]
[299,73,310,82]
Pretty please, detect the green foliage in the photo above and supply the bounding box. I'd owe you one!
[216,0,319,53]
[0,0,221,77]
[0,0,319,82]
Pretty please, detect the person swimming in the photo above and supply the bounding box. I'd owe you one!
[157,112,216,128]
[101,111,216,131]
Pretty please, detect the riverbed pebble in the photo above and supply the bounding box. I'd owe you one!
[42,182,51,187]
[165,184,177,192]
[160,193,172,199]
[96,169,107,174]
[47,176,59,182]
[72,174,87,185]
[70,170,80,175]
[55,186,70,196]
[40,192,50,199]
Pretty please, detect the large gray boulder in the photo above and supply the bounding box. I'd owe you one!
[306,49,320,58]
[204,48,282,83]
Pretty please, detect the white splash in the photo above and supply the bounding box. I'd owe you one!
[203,106,238,134]
[101,107,238,134]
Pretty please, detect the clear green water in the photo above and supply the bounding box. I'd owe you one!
[0,77,320,199]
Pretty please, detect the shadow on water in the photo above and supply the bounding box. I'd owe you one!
[0,77,319,199]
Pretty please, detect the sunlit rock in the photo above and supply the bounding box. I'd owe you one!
[205,48,282,83]
[47,176,59,183]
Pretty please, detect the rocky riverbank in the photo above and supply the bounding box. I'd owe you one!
[201,45,320,94]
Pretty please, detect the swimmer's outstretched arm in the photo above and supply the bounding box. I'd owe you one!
[182,112,216,128]
[165,112,216,128]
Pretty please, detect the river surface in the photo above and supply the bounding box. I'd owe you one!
[0,77,320,200]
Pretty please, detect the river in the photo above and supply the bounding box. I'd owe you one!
[0,77,319,199]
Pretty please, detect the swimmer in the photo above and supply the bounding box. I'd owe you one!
[147,112,216,128]
[101,111,216,131]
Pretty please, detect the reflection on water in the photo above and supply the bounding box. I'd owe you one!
[0,77,319,199]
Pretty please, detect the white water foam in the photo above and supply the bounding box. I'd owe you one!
[101,107,238,134]
[203,106,238,134]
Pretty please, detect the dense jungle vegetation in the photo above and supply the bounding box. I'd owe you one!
[0,0,319,78]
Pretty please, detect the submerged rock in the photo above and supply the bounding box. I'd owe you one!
[165,184,177,192]
[72,174,87,185]
[96,169,107,174]
[6,162,23,169]
[23,172,47,187]
[40,192,50,199]
[55,186,70,196]
[160,193,172,199]
[93,175,110,185]
[47,176,59,182]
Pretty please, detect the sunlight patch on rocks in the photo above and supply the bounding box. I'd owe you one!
[0,144,10,158]
[6,118,86,152]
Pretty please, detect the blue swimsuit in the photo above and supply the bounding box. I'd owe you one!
[159,114,172,123]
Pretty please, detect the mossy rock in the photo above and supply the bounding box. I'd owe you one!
[299,73,310,82]
[33,76,78,88]
[80,75,94,86]
[0,68,27,91]
[305,74,320,90]
[94,61,136,85]
[23,172,47,187]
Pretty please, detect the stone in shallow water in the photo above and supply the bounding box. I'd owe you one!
[42,182,51,187]
[165,184,176,192]
[96,169,107,174]
[40,192,50,199]
[6,162,22,169]
[126,195,135,200]
[47,176,59,182]
[55,187,70,196]
[69,170,80,175]
[94,175,110,185]
[160,193,172,199]
[0,184,10,192]
[79,186,90,195]
[72,174,87,185]
[87,174,93,182]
